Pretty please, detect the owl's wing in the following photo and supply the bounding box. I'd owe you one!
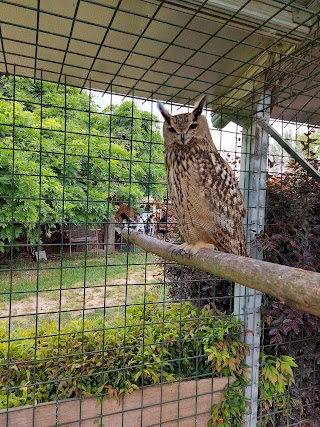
[188,147,248,256]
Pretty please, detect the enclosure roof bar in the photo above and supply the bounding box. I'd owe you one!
[257,119,320,181]
[122,229,320,318]
[163,0,319,109]
[170,0,312,35]
[204,0,318,28]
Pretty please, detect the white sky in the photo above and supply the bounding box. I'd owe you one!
[90,90,312,158]
[91,91,241,153]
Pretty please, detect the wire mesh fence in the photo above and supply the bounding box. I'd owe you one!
[256,116,320,427]
[0,1,320,426]
[0,72,319,427]
[0,75,245,426]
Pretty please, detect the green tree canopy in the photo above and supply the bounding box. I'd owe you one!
[0,76,166,246]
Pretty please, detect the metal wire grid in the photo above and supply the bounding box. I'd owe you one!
[0,73,319,426]
[0,73,245,426]
[0,1,319,123]
[0,1,319,426]
[256,117,320,427]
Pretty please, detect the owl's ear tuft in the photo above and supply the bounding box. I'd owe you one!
[193,95,207,118]
[157,101,171,123]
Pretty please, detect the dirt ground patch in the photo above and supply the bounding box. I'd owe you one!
[0,270,163,321]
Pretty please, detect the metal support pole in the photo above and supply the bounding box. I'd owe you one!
[235,92,270,426]
[257,119,320,181]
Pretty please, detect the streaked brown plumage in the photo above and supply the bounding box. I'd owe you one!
[157,95,248,256]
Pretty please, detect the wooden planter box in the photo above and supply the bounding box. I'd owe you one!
[0,377,234,427]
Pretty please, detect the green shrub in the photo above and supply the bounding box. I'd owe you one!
[210,377,249,427]
[258,354,298,426]
[210,354,297,427]
[0,296,246,411]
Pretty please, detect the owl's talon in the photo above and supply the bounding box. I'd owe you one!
[172,244,191,256]
[174,242,216,257]
[172,248,186,256]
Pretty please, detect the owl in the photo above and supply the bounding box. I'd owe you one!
[157,95,248,257]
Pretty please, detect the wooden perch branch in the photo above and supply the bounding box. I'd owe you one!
[122,229,320,317]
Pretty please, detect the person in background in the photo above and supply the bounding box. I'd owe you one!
[120,212,130,228]
[145,214,155,236]
[157,214,168,240]
[114,218,123,246]
[134,212,145,233]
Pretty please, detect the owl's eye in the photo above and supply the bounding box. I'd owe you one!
[189,123,198,129]
[168,127,176,133]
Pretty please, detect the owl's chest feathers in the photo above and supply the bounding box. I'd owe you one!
[165,145,215,190]
[165,146,215,212]
[165,146,213,242]
[165,148,193,195]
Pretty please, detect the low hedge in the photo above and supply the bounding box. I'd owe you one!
[0,297,247,413]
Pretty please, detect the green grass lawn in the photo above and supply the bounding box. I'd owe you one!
[0,251,163,328]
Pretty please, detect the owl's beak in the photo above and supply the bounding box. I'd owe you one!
[180,133,185,144]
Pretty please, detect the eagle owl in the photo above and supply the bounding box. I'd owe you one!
[157,96,248,257]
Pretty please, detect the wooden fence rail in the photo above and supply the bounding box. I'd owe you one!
[122,229,320,317]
